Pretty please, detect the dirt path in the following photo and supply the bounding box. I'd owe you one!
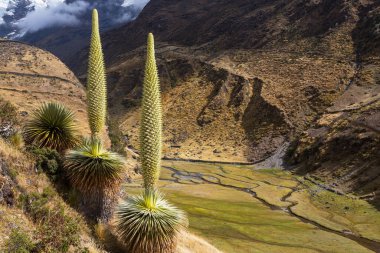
[0,71,79,86]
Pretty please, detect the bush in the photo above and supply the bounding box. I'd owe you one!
[9,132,24,149]
[107,118,127,155]
[0,98,19,138]
[3,229,35,253]
[29,147,63,181]
[0,98,18,125]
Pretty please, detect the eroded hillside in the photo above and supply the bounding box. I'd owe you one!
[75,0,364,162]
[285,3,380,207]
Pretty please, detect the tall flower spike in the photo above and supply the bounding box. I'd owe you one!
[87,9,107,136]
[140,33,163,189]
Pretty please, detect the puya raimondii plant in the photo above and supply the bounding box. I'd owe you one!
[87,8,107,137]
[115,33,187,253]
[139,32,163,190]
[65,138,125,196]
[24,102,78,151]
[65,9,124,221]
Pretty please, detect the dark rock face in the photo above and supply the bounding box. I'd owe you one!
[98,0,349,63]
[0,160,15,206]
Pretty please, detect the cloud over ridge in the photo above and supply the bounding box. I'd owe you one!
[1,0,150,36]
[16,0,90,33]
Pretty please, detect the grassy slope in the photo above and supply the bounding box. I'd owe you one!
[0,138,102,252]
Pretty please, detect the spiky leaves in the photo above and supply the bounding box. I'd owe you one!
[87,9,107,136]
[24,102,78,151]
[65,138,125,196]
[140,33,162,190]
[115,190,187,253]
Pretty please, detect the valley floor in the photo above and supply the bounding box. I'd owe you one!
[123,161,380,253]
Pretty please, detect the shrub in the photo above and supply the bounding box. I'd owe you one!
[24,102,78,151]
[0,98,19,138]
[107,118,127,155]
[3,229,35,253]
[29,147,63,181]
[115,190,187,253]
[0,97,18,125]
[9,132,24,149]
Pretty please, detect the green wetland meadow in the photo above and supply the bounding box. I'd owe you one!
[124,161,380,253]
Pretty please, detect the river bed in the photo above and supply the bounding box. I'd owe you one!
[122,161,380,253]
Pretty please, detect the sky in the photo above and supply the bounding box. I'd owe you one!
[0,0,150,35]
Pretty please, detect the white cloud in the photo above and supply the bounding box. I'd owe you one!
[16,0,89,33]
[0,0,10,24]
[122,0,149,9]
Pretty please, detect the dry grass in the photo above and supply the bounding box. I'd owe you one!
[177,230,222,253]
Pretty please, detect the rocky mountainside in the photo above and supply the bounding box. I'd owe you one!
[71,0,380,202]
[285,2,380,206]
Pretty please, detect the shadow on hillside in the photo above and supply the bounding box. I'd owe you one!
[242,78,289,162]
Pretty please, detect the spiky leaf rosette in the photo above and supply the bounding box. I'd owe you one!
[115,190,187,253]
[65,138,125,196]
[87,9,107,136]
[140,33,163,189]
[24,102,78,151]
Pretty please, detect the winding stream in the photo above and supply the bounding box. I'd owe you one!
[123,161,380,253]
[163,165,380,252]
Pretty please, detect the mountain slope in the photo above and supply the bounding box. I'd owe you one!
[73,0,380,203]
[285,2,380,206]
[75,0,359,162]
[0,39,92,136]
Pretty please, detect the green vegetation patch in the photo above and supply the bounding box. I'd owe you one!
[295,183,380,242]
[124,161,376,253]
